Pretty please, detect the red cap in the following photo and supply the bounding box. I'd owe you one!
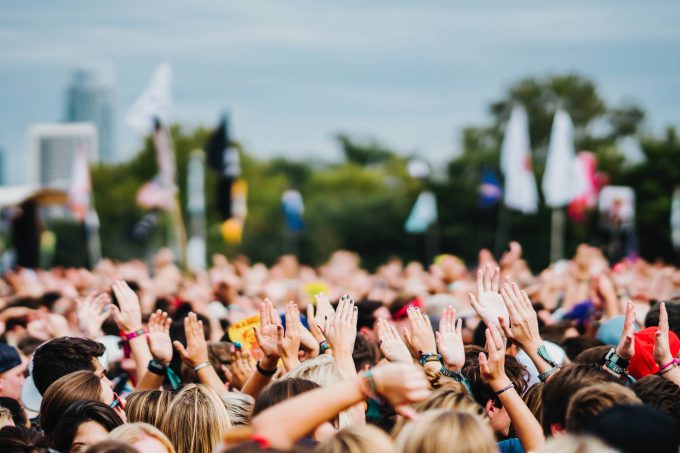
[628,327,680,379]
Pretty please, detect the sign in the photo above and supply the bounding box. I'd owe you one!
[227,314,260,352]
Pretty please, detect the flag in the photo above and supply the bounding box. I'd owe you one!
[125,63,172,134]
[542,109,587,208]
[206,114,241,220]
[479,169,502,208]
[405,191,438,233]
[567,152,599,222]
[282,189,304,232]
[500,105,538,214]
[68,145,91,221]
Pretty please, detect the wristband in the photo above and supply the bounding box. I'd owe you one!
[419,352,442,366]
[359,369,380,400]
[193,361,211,373]
[601,348,630,375]
[494,383,514,396]
[122,328,147,341]
[538,366,559,382]
[537,343,559,368]
[256,360,277,377]
[319,341,331,354]
[440,366,474,397]
[148,359,167,376]
[659,358,680,372]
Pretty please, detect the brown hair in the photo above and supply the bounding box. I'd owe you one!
[574,345,611,364]
[40,370,103,437]
[462,345,528,409]
[565,382,641,432]
[125,390,175,428]
[316,425,394,453]
[252,378,320,416]
[632,375,680,430]
[523,383,544,423]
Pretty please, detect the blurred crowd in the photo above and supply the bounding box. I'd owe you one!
[0,242,679,453]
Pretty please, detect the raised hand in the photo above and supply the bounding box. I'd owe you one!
[147,309,173,364]
[436,305,464,371]
[377,318,412,363]
[368,363,431,420]
[226,348,256,390]
[653,302,674,366]
[498,282,541,353]
[173,312,209,368]
[469,265,509,327]
[403,305,437,356]
[616,301,636,361]
[313,293,335,328]
[278,302,302,371]
[306,303,327,344]
[479,323,510,389]
[111,280,143,333]
[323,294,358,356]
[76,291,111,339]
[253,299,281,360]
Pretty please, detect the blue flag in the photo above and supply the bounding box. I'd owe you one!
[479,169,502,208]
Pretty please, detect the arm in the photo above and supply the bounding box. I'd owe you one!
[136,310,173,391]
[111,281,152,382]
[250,363,431,450]
[277,302,301,372]
[654,302,680,386]
[242,300,281,398]
[480,324,545,452]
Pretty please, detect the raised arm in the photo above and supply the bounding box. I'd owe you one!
[242,300,281,398]
[111,281,152,383]
[654,302,680,386]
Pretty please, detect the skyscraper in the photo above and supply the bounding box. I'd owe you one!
[65,64,116,162]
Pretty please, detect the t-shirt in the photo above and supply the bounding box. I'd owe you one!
[498,437,524,453]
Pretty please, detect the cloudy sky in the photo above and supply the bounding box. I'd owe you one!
[1,1,679,184]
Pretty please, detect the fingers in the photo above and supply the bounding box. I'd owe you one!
[478,351,489,374]
[624,301,635,335]
[483,265,492,292]
[260,301,269,327]
[253,326,263,345]
[498,316,513,339]
[455,318,462,338]
[491,266,500,293]
[659,302,668,334]
[468,293,481,313]
[173,340,187,358]
[476,268,484,296]
[501,285,520,322]
[306,304,315,326]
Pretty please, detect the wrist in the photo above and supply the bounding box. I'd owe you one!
[443,361,462,372]
[260,356,279,369]
[657,355,675,367]
[489,376,512,392]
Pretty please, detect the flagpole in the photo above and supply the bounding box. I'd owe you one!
[550,207,565,263]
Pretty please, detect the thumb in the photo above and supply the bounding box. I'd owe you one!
[498,316,513,339]
[173,341,187,358]
[276,325,285,342]
[395,404,418,421]
[253,326,263,345]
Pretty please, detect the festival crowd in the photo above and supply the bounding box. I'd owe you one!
[0,243,679,453]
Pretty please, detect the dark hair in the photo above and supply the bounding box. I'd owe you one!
[352,334,377,372]
[355,300,383,330]
[51,401,124,453]
[84,441,139,453]
[560,336,604,362]
[252,378,320,416]
[16,337,44,357]
[0,425,50,452]
[541,363,615,434]
[632,375,680,430]
[584,404,679,453]
[0,397,28,428]
[573,345,612,364]
[462,345,528,409]
[32,337,106,395]
[646,299,680,338]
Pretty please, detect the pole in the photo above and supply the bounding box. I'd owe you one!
[550,207,565,263]
[187,150,206,272]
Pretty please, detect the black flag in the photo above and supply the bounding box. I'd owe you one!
[206,113,240,220]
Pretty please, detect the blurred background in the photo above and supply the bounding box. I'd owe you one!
[0,0,679,270]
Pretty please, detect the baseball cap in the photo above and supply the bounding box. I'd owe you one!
[0,344,21,374]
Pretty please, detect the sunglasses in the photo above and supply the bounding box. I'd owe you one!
[109,393,125,411]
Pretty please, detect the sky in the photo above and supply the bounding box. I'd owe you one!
[1,1,679,185]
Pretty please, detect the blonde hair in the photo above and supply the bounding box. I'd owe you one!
[0,407,12,428]
[108,422,175,453]
[316,425,394,453]
[395,409,497,453]
[565,382,641,433]
[221,392,254,426]
[533,434,617,453]
[125,390,175,428]
[159,384,231,453]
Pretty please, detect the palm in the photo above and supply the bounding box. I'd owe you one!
[259,325,279,356]
[477,292,507,325]
[148,332,172,363]
[380,338,412,363]
[438,333,464,369]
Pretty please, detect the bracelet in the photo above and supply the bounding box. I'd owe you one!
[121,328,147,341]
[659,361,680,375]
[419,352,442,366]
[440,366,474,397]
[147,359,167,376]
[256,360,277,377]
[319,341,331,354]
[359,369,380,400]
[538,366,559,382]
[494,383,514,396]
[193,361,212,372]
[659,358,680,372]
[537,343,559,368]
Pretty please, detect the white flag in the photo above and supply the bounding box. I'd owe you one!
[500,105,538,214]
[68,145,91,221]
[405,191,438,233]
[542,109,585,207]
[126,63,172,134]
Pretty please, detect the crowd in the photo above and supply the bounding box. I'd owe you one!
[0,242,679,453]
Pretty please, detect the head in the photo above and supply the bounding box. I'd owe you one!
[560,336,604,362]
[565,382,641,433]
[522,383,544,423]
[83,441,139,453]
[645,300,680,337]
[463,345,528,437]
[159,384,231,453]
[316,425,394,453]
[573,346,613,364]
[40,370,124,438]
[221,392,254,426]
[32,337,107,395]
[542,363,617,436]
[0,425,50,453]
[125,390,175,428]
[0,344,25,400]
[108,422,175,453]
[632,374,680,430]
[584,405,679,453]
[351,334,377,372]
[395,409,497,453]
[50,401,124,453]
[252,378,320,416]
[283,354,343,387]
[532,434,618,453]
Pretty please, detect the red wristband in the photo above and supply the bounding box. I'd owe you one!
[120,328,147,341]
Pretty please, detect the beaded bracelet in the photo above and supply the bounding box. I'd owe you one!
[319,341,331,354]
[494,383,514,396]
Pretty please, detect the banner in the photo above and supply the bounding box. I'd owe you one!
[500,105,538,213]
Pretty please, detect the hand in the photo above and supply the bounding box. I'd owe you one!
[479,323,510,389]
[111,280,143,332]
[253,299,281,360]
[278,302,302,370]
[377,318,412,363]
[298,317,320,357]
[313,293,335,328]
[616,301,636,361]
[469,265,509,327]
[147,310,173,364]
[653,302,674,366]
[498,282,541,353]
[436,305,464,371]
[226,348,256,390]
[76,292,112,339]
[173,312,209,368]
[323,295,358,356]
[306,303,327,344]
[369,363,431,420]
[403,305,436,355]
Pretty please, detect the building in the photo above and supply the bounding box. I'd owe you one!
[27,123,98,189]
[65,65,116,162]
